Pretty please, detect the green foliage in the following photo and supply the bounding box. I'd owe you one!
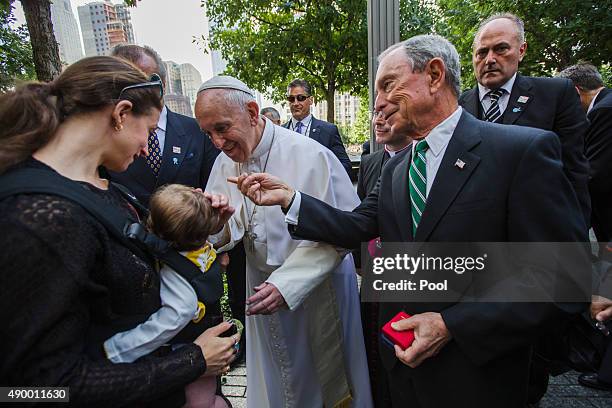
[600,64,612,88]
[347,94,370,144]
[399,0,438,40]
[0,3,35,92]
[434,0,612,90]
[203,0,368,122]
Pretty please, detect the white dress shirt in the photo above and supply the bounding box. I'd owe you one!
[477,73,516,117]
[412,106,463,196]
[587,88,603,114]
[290,113,313,136]
[155,106,168,153]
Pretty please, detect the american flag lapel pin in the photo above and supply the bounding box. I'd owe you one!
[454,159,466,169]
[517,95,529,104]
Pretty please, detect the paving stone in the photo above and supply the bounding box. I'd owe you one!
[223,385,246,397]
[225,375,247,386]
[547,384,612,398]
[227,396,247,408]
[228,365,247,376]
[539,397,596,408]
[588,398,612,408]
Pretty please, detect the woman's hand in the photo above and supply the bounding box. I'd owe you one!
[193,322,240,376]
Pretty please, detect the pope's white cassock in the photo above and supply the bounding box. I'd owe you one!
[206,117,373,408]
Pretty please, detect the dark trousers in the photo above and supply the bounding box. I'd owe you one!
[384,343,530,408]
[226,242,246,351]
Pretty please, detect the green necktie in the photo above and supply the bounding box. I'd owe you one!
[409,139,429,235]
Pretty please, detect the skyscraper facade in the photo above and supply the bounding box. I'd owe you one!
[78,1,134,57]
[179,63,202,110]
[50,0,84,64]
[162,61,203,117]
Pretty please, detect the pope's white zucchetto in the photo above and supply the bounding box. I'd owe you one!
[197,75,254,97]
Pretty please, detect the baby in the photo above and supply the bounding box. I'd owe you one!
[104,184,232,408]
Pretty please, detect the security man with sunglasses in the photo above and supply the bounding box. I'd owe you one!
[283,79,353,178]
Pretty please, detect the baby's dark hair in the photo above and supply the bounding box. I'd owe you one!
[147,184,221,251]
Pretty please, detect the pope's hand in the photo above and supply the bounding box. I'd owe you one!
[245,282,287,315]
[227,173,295,208]
[392,312,451,368]
[203,192,235,233]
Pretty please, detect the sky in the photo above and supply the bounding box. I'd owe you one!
[13,0,214,81]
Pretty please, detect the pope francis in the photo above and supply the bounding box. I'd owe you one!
[196,76,372,408]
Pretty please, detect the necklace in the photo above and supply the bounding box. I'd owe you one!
[238,125,276,252]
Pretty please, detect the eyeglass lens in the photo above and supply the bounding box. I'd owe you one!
[287,95,308,103]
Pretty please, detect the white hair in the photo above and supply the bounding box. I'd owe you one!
[379,34,462,98]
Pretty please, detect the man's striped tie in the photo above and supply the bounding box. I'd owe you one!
[409,139,429,235]
[484,89,504,122]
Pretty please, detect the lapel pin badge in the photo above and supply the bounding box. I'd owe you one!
[454,159,466,169]
[172,157,179,165]
[517,96,529,104]
[172,146,181,154]
[512,107,522,113]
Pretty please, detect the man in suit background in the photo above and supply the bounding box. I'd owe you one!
[558,63,612,392]
[108,45,220,206]
[459,13,591,225]
[261,107,282,125]
[357,112,411,406]
[283,79,353,178]
[357,113,412,200]
[233,34,588,407]
[558,63,612,244]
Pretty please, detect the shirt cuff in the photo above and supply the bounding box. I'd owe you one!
[284,191,302,225]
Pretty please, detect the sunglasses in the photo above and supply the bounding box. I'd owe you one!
[118,73,164,100]
[286,94,310,103]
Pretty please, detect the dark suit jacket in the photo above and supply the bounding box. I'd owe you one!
[357,148,410,200]
[291,112,587,407]
[586,88,612,242]
[108,108,220,207]
[459,74,591,224]
[284,116,353,178]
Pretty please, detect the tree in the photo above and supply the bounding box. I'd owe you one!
[0,3,35,91]
[348,93,370,145]
[435,0,612,89]
[399,0,438,41]
[12,0,61,81]
[203,0,368,123]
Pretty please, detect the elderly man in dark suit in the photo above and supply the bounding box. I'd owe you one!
[459,13,591,225]
[283,78,353,178]
[107,45,220,206]
[232,34,588,407]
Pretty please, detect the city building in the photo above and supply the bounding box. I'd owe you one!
[78,0,134,57]
[312,93,360,127]
[180,63,202,110]
[161,61,204,117]
[165,94,193,117]
[114,3,135,44]
[50,0,84,65]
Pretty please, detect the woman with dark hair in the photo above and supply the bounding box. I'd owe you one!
[0,56,237,407]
